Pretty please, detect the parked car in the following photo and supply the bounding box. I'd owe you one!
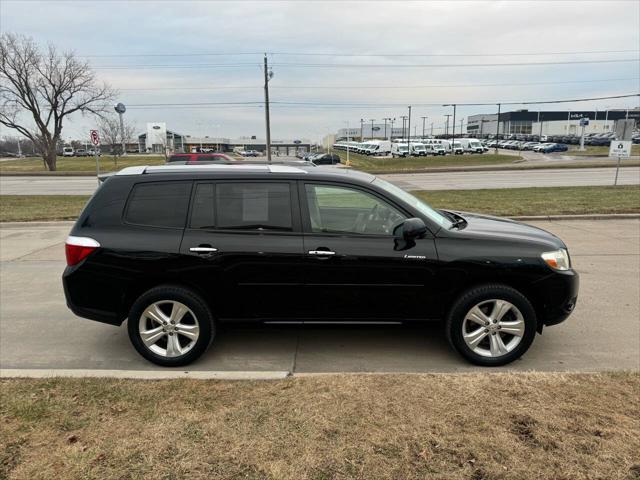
[167,153,236,164]
[63,164,579,367]
[310,153,341,165]
[74,149,87,157]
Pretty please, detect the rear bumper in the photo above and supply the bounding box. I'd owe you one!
[62,268,125,327]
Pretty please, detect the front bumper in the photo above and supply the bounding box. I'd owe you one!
[531,269,580,328]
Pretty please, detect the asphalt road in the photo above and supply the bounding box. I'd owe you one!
[0,166,638,195]
[1,219,638,374]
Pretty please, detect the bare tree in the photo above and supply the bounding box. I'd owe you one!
[98,115,136,165]
[0,33,115,171]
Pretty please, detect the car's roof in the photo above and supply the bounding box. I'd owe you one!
[114,163,376,183]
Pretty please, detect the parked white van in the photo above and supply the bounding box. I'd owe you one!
[458,138,485,154]
[391,143,411,157]
[411,142,428,156]
[62,147,74,157]
[361,140,391,156]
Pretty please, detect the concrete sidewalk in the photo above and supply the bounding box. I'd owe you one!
[1,219,638,375]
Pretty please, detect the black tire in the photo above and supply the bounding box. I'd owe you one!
[446,284,537,367]
[127,285,215,367]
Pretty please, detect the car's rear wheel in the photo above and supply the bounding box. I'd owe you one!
[446,285,537,366]
[127,285,214,367]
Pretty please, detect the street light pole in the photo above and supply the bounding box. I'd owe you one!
[389,118,395,140]
[370,119,375,140]
[360,118,364,141]
[495,103,501,154]
[263,54,273,164]
[407,106,411,155]
[421,116,427,138]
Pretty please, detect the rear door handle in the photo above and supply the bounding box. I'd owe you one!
[190,246,218,254]
[308,250,336,256]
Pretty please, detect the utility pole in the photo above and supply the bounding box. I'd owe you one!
[451,104,456,148]
[444,114,452,139]
[400,116,407,139]
[360,118,364,141]
[382,118,389,140]
[263,54,273,164]
[421,116,427,138]
[370,119,375,140]
[495,103,501,154]
[389,118,395,140]
[430,123,434,136]
[407,105,412,156]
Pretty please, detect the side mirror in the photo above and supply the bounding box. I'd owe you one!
[393,218,428,251]
[394,217,428,240]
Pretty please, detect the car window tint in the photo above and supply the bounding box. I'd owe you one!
[125,182,191,228]
[190,183,215,228]
[305,184,405,235]
[216,183,292,231]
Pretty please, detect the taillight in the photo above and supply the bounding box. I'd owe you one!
[65,236,100,266]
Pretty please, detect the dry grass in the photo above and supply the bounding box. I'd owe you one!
[0,155,166,173]
[413,185,640,217]
[0,196,90,222]
[1,373,639,480]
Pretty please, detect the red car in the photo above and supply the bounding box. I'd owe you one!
[167,153,237,164]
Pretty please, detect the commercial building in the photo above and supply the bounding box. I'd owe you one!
[136,123,311,154]
[337,124,411,141]
[466,109,639,138]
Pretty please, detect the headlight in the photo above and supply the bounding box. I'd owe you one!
[541,249,570,271]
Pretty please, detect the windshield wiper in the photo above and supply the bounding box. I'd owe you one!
[441,210,467,229]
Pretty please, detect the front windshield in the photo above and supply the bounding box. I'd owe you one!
[398,146,408,151]
[372,178,453,229]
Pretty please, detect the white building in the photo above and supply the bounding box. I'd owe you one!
[466,109,639,138]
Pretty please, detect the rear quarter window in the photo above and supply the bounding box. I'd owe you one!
[125,181,192,228]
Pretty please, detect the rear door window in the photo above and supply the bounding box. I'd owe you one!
[215,183,293,231]
[125,181,191,228]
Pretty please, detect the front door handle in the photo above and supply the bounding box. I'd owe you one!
[308,250,336,256]
[190,246,218,254]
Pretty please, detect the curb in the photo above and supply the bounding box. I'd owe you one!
[2,160,639,177]
[0,221,76,228]
[0,368,290,381]
[510,213,640,221]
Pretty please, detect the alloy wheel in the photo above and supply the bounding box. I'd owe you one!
[461,299,525,358]
[138,300,200,357]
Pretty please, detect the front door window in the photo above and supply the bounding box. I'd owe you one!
[305,184,405,235]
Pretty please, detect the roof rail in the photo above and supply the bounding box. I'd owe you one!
[115,164,308,175]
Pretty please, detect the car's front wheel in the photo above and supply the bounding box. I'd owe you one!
[127,285,214,367]
[446,285,537,366]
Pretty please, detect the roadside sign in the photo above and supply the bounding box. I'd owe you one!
[90,130,100,146]
[609,141,632,158]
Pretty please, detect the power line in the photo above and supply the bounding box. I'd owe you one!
[78,49,639,58]
[120,93,639,109]
[117,77,639,91]
[93,58,639,70]
[270,59,639,68]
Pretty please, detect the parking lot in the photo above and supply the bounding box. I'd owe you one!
[1,218,638,375]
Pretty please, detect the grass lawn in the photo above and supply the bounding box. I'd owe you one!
[335,151,521,172]
[0,195,90,222]
[1,373,638,480]
[2,186,639,222]
[0,155,166,173]
[568,145,640,157]
[413,185,640,217]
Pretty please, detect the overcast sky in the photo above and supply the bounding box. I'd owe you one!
[2,0,639,142]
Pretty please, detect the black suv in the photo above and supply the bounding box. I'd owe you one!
[63,164,578,367]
